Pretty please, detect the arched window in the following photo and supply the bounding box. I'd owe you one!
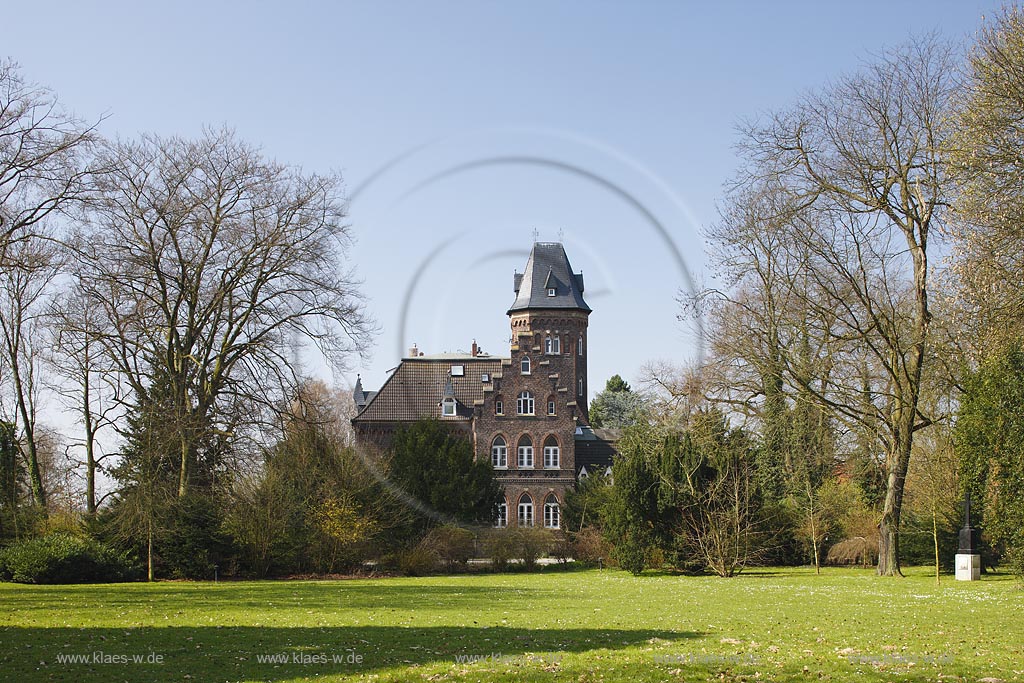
[517,391,534,415]
[553,336,561,354]
[491,436,508,469]
[578,335,584,355]
[544,336,552,354]
[518,494,534,527]
[496,501,508,528]
[517,435,534,468]
[547,396,556,416]
[520,356,531,375]
[544,495,560,529]
[543,435,560,469]
[494,396,504,415]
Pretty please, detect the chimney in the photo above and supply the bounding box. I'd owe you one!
[408,343,419,357]
[471,339,478,357]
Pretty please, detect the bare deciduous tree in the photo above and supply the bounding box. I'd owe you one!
[47,284,124,514]
[0,234,63,508]
[77,128,372,497]
[728,37,956,575]
[0,60,97,511]
[0,59,97,262]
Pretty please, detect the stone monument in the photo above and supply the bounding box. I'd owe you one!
[955,493,981,581]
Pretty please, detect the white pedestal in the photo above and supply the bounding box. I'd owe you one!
[955,553,981,581]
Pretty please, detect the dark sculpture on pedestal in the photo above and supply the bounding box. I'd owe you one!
[958,492,979,554]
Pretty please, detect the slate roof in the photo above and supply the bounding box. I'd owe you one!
[352,356,505,422]
[574,426,619,476]
[352,376,377,410]
[508,242,591,314]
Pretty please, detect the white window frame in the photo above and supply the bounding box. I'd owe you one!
[578,378,584,396]
[547,400,556,416]
[521,356,531,375]
[518,498,534,527]
[496,502,508,528]
[544,499,560,529]
[553,336,560,354]
[492,437,508,469]
[578,336,584,355]
[518,439,534,468]
[441,398,456,416]
[547,288,556,297]
[543,444,560,469]
[517,391,534,416]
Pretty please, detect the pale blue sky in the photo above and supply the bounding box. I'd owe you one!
[6,1,1001,400]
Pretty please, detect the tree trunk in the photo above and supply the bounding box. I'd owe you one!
[178,434,189,498]
[85,437,96,515]
[877,438,911,576]
[147,523,154,582]
[932,508,940,585]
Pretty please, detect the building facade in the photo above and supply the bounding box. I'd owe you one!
[352,242,616,529]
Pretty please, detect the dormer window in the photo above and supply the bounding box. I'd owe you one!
[441,397,457,416]
[547,288,556,297]
[521,356,531,375]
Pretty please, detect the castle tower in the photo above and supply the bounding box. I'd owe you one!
[471,242,591,529]
[508,242,592,424]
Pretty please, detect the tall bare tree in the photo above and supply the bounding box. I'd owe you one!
[47,284,124,514]
[77,128,371,497]
[0,60,97,261]
[0,233,63,508]
[0,60,97,510]
[729,37,956,575]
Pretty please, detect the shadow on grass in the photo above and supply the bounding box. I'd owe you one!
[1,625,700,683]
[1,581,563,614]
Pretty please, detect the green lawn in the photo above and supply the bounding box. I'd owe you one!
[1,567,1020,682]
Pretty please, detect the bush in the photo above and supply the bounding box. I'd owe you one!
[483,528,520,571]
[421,525,475,572]
[549,531,572,564]
[0,533,139,584]
[398,544,438,576]
[612,531,649,576]
[518,527,553,569]
[826,537,878,567]
[158,494,231,580]
[570,527,612,566]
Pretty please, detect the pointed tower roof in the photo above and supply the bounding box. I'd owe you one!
[508,242,590,314]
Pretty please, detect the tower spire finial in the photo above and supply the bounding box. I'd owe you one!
[557,227,564,242]
[531,227,539,242]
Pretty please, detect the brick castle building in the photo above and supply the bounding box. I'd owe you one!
[352,242,616,529]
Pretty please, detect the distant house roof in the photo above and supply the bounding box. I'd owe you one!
[574,426,619,475]
[352,355,506,423]
[508,242,590,314]
[352,375,377,410]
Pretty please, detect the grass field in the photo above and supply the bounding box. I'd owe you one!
[1,566,1021,683]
